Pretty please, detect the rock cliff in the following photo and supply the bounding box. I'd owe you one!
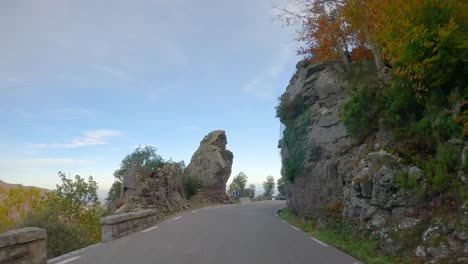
[278,61,467,263]
[184,130,234,203]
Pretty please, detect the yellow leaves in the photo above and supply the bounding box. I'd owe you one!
[0,186,47,231]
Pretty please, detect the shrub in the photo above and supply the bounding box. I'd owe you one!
[0,186,46,232]
[183,176,200,199]
[18,172,103,258]
[424,143,460,191]
[383,81,423,130]
[282,122,307,182]
[20,205,100,258]
[341,85,379,139]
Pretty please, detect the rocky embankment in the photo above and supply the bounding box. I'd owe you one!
[116,130,234,213]
[278,61,467,263]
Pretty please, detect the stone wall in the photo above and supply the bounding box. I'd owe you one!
[0,227,47,264]
[100,210,158,242]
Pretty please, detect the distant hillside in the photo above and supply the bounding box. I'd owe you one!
[0,180,49,202]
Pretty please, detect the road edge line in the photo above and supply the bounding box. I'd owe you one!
[54,256,81,264]
[310,236,328,247]
[48,243,100,263]
[141,226,159,233]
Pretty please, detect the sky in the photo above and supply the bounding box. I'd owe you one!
[0,0,301,198]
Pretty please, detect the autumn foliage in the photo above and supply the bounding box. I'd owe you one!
[278,0,467,138]
[279,0,466,82]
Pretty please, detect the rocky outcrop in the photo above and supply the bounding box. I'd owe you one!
[278,60,468,263]
[184,130,234,203]
[118,162,187,213]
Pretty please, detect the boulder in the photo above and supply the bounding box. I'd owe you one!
[118,163,187,213]
[184,130,234,203]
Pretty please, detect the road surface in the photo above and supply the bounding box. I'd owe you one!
[49,201,360,264]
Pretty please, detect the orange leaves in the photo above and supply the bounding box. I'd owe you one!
[351,45,374,61]
[300,13,343,62]
[282,0,464,88]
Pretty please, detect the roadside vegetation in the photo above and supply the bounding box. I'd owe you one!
[262,175,276,197]
[228,172,256,199]
[0,145,189,258]
[0,172,103,258]
[276,0,466,187]
[275,0,466,262]
[279,208,415,264]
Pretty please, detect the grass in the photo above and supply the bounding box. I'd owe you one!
[278,208,413,264]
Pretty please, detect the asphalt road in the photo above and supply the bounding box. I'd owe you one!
[49,201,360,264]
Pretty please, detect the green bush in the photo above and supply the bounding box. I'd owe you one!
[113,145,164,181]
[20,206,100,258]
[282,121,307,182]
[18,172,103,258]
[106,180,122,206]
[423,143,460,191]
[183,176,201,199]
[341,85,379,139]
[383,81,423,131]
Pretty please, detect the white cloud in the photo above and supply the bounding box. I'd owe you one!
[34,129,122,148]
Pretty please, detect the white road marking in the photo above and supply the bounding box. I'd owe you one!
[56,256,81,264]
[310,237,328,247]
[292,226,300,231]
[282,220,287,223]
[173,216,182,220]
[191,210,197,213]
[141,226,158,233]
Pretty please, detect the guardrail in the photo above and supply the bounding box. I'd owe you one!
[0,227,47,264]
[100,210,158,242]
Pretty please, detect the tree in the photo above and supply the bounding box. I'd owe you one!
[108,145,165,204]
[228,172,248,197]
[105,181,122,205]
[55,171,99,220]
[276,0,387,69]
[113,145,164,181]
[375,0,465,94]
[277,177,288,196]
[247,184,256,198]
[0,185,46,231]
[19,172,103,258]
[262,176,276,197]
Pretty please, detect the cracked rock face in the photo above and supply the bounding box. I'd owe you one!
[281,62,352,219]
[279,61,468,262]
[184,130,234,203]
